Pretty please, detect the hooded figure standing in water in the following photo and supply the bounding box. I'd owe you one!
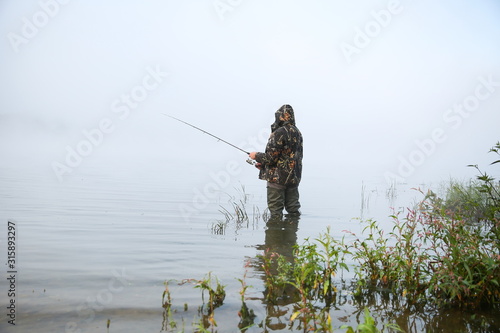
[248,105,303,218]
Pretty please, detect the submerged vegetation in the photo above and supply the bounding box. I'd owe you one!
[160,270,391,333]
[158,143,499,332]
[211,185,268,235]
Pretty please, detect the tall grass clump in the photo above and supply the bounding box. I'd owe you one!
[440,179,498,223]
[212,185,268,235]
[346,142,500,309]
[348,189,500,309]
[439,142,500,225]
[346,212,429,304]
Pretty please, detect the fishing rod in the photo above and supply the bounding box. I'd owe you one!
[163,114,256,165]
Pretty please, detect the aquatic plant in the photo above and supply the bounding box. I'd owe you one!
[162,145,500,331]
[348,191,500,309]
[419,194,500,308]
[287,229,349,305]
[258,248,293,304]
[195,272,226,317]
[439,142,500,224]
[162,281,172,309]
[159,274,226,333]
[255,187,498,330]
[160,282,177,331]
[341,308,403,333]
[237,262,256,331]
[161,280,184,332]
[440,179,496,223]
[347,210,429,304]
[471,141,500,213]
[260,228,352,331]
[212,185,267,235]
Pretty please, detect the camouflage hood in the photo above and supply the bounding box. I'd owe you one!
[271,104,295,132]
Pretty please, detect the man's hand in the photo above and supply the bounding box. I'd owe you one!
[248,152,262,169]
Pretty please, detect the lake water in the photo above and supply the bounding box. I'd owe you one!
[0,160,498,333]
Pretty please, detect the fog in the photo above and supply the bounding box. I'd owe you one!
[1,0,500,185]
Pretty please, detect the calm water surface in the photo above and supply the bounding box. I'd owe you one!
[0,163,498,332]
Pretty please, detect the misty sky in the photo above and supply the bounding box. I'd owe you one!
[1,0,500,185]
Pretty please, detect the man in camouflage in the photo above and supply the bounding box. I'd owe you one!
[248,104,303,218]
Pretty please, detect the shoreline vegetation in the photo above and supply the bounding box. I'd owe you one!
[159,143,499,333]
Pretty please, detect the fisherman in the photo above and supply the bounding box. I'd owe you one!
[248,104,303,219]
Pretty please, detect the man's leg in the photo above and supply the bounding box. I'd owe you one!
[285,186,301,216]
[267,185,285,219]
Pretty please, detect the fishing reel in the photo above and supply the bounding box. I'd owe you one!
[246,158,256,165]
[246,158,263,170]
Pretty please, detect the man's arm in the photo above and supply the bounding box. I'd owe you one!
[248,129,285,165]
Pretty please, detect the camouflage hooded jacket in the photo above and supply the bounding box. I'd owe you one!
[255,105,303,187]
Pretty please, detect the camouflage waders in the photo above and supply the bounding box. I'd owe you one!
[267,183,301,218]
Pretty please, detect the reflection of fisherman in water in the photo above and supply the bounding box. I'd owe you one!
[254,215,301,331]
[263,217,298,262]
